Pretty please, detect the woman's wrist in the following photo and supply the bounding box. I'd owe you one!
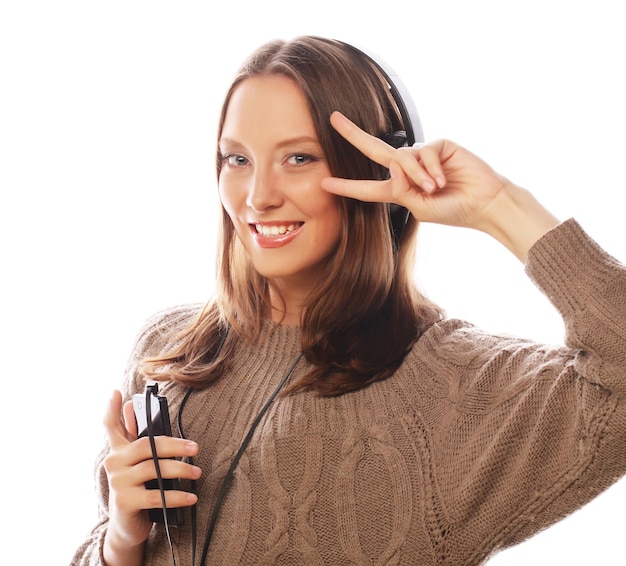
[102,526,145,566]
[478,182,560,263]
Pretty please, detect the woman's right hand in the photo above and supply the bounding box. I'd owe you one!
[323,112,560,262]
[101,390,201,566]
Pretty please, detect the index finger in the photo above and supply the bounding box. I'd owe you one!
[330,111,396,167]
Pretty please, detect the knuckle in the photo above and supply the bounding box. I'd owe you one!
[134,436,150,451]
[146,488,170,508]
[103,452,120,474]
[111,490,129,510]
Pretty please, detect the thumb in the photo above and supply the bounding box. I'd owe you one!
[103,389,134,448]
[123,399,139,438]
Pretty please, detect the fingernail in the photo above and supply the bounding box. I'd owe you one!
[423,180,435,193]
[185,441,199,454]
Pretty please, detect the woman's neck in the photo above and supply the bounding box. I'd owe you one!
[268,283,308,326]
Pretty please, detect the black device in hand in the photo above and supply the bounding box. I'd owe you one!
[132,388,184,526]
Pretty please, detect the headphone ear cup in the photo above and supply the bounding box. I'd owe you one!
[382,130,408,149]
[388,203,410,249]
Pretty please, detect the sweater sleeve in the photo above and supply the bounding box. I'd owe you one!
[525,218,626,392]
[416,219,626,563]
[69,304,201,566]
[506,219,626,541]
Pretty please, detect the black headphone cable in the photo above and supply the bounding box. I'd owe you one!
[174,344,309,566]
[146,383,178,566]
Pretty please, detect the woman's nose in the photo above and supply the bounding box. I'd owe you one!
[246,166,283,212]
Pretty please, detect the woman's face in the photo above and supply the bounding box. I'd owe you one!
[218,75,342,288]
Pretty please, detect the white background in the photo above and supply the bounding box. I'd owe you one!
[2,1,625,564]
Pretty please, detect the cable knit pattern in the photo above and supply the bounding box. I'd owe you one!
[71,219,626,565]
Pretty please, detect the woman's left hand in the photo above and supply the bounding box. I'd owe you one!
[322,111,560,262]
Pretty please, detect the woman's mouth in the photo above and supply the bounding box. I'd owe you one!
[250,222,304,248]
[254,222,302,236]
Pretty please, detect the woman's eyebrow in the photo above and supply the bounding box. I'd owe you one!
[219,135,321,150]
[274,136,321,149]
[218,137,245,150]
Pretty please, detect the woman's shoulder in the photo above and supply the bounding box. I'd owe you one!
[397,317,574,410]
[131,303,204,358]
[408,317,568,373]
[142,303,203,331]
[120,304,205,397]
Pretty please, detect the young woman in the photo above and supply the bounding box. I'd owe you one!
[72,36,626,565]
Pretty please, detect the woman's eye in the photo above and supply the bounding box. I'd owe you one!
[286,154,318,166]
[222,153,249,167]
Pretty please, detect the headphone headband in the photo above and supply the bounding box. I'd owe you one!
[336,41,423,245]
[337,42,424,146]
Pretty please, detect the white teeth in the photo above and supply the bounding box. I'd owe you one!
[255,223,298,236]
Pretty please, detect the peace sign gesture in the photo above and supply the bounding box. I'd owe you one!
[321,111,559,262]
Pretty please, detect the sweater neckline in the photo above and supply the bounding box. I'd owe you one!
[236,318,303,362]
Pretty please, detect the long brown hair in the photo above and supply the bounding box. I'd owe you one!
[142,36,443,396]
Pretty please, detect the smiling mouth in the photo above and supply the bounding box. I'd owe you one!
[253,222,303,236]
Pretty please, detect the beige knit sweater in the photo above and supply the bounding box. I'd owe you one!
[72,219,626,565]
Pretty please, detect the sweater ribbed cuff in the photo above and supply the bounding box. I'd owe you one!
[525,218,618,318]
